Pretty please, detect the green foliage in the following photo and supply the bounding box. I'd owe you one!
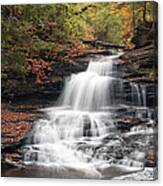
[1,2,156,98]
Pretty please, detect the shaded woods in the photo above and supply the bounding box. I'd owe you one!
[2,2,157,99]
[1,1,158,174]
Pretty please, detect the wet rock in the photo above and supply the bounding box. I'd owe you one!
[102,134,123,144]
[52,60,88,77]
[116,117,144,132]
[2,158,25,169]
[83,115,94,137]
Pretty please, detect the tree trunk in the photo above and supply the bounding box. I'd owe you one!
[132,3,135,34]
[143,2,147,23]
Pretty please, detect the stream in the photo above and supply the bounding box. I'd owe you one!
[17,54,157,180]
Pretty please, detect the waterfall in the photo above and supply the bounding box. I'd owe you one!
[59,72,114,111]
[23,55,153,179]
[141,84,147,107]
[130,83,142,106]
[58,56,115,111]
[129,83,147,107]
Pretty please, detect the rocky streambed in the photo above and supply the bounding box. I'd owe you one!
[1,45,158,180]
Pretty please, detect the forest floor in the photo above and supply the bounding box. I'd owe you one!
[1,101,49,172]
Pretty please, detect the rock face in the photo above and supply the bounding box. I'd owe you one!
[113,45,157,171]
[2,57,89,102]
[116,117,144,132]
[117,45,157,80]
[117,44,157,108]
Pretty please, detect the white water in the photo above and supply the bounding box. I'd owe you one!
[130,83,147,107]
[58,56,115,111]
[23,55,155,179]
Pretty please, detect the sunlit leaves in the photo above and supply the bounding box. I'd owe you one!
[1,2,156,97]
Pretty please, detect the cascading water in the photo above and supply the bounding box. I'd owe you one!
[23,55,156,179]
[58,56,115,111]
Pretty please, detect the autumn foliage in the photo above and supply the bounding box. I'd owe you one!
[1,2,156,97]
[27,59,53,84]
[1,110,34,145]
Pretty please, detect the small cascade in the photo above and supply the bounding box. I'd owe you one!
[141,84,147,107]
[23,54,155,179]
[60,72,114,111]
[129,83,147,107]
[130,83,142,106]
[87,57,114,76]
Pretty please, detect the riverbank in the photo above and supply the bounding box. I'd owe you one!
[1,101,50,171]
